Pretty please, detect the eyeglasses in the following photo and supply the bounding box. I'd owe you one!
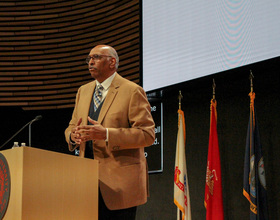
[86,54,112,64]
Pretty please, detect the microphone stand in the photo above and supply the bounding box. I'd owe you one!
[0,115,42,150]
[28,115,42,147]
[29,119,36,147]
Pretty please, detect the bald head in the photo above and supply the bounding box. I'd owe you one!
[93,45,119,69]
[88,45,119,82]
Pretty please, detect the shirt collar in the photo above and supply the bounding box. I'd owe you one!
[96,72,116,91]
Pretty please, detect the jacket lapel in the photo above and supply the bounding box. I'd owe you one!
[98,74,120,124]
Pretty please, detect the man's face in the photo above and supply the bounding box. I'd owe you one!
[88,46,112,82]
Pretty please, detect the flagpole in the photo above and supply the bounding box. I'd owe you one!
[212,79,216,101]
[249,70,255,121]
[178,90,183,110]
[178,90,183,220]
[249,70,254,93]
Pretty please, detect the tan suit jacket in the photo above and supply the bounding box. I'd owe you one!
[65,73,155,210]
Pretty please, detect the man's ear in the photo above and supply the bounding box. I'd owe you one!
[109,57,116,68]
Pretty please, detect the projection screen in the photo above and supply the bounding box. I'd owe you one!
[142,0,280,92]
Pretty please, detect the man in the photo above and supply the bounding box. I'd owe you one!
[65,45,155,220]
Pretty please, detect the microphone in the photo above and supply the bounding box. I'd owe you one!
[32,115,42,122]
[0,115,43,149]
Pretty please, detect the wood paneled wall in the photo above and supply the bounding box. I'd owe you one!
[0,0,140,110]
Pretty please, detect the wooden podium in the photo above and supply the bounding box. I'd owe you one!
[1,147,98,220]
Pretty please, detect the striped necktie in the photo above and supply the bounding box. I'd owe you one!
[93,85,104,111]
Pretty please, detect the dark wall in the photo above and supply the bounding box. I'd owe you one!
[137,57,280,220]
[1,57,279,219]
[0,107,74,155]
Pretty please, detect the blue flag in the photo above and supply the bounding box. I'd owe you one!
[243,92,268,220]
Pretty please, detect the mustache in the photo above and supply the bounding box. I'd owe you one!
[89,65,97,70]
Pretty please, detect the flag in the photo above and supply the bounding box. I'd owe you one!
[204,99,224,220]
[243,92,268,219]
[174,109,192,220]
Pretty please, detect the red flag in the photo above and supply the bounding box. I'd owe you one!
[204,99,224,220]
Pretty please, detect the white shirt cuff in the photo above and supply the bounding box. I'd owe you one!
[105,128,109,142]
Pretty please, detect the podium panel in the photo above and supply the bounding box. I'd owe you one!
[1,147,98,220]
